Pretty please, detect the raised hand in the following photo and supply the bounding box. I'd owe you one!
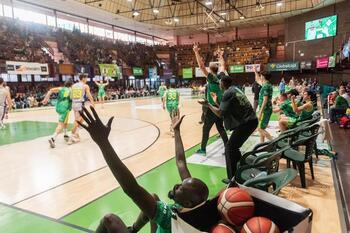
[210,92,217,103]
[193,43,200,53]
[78,106,114,144]
[172,115,185,131]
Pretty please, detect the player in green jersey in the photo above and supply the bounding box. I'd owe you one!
[42,79,73,148]
[158,82,167,102]
[163,83,180,135]
[94,77,109,107]
[254,66,273,143]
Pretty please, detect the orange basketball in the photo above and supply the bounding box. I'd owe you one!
[211,223,236,233]
[240,217,280,233]
[217,188,255,226]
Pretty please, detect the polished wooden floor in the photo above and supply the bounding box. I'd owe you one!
[0,96,342,232]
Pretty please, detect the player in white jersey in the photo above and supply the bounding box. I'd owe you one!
[3,81,10,119]
[68,74,95,145]
[0,78,12,129]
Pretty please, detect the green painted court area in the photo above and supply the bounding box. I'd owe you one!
[63,137,226,232]
[0,121,72,146]
[0,204,86,233]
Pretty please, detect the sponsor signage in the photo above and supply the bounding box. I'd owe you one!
[300,61,312,70]
[245,64,261,73]
[133,67,144,76]
[267,62,300,72]
[6,61,49,75]
[75,64,92,76]
[148,67,157,79]
[99,64,121,78]
[316,57,329,68]
[328,55,336,68]
[229,65,245,73]
[182,68,193,79]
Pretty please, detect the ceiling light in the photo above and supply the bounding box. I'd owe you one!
[132,11,140,16]
[276,2,283,7]
[127,0,132,2]
[174,17,179,22]
[219,12,227,16]
[219,19,225,23]
[205,1,213,6]
[153,8,159,14]
[240,15,245,19]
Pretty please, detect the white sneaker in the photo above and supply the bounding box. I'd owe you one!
[49,138,55,148]
[67,135,80,145]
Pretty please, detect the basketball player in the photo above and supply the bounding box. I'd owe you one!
[193,43,228,155]
[94,77,109,107]
[254,67,273,143]
[42,79,73,148]
[68,74,95,145]
[163,83,180,135]
[79,107,219,233]
[157,82,167,102]
[3,81,10,119]
[0,78,12,129]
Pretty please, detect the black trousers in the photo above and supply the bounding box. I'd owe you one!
[329,107,346,122]
[201,109,228,151]
[225,118,258,180]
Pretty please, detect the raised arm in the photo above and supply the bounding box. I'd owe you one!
[42,87,60,105]
[78,107,157,219]
[105,79,109,86]
[172,115,191,180]
[218,50,227,74]
[253,66,263,85]
[94,80,99,86]
[85,85,95,107]
[193,43,209,78]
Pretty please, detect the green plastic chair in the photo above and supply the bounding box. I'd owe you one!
[243,168,298,195]
[284,132,321,188]
[235,146,290,185]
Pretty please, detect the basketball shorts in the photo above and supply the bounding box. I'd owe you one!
[166,103,179,117]
[72,102,83,119]
[58,111,70,124]
[287,117,298,129]
[98,91,106,98]
[258,109,272,129]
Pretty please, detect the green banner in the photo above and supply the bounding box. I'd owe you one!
[229,65,245,73]
[133,67,144,76]
[328,54,336,68]
[99,64,121,78]
[267,62,300,72]
[182,68,193,79]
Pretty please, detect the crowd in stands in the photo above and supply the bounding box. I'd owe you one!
[327,82,350,125]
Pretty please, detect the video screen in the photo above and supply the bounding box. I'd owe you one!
[305,15,337,41]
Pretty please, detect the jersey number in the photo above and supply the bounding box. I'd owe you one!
[72,89,83,99]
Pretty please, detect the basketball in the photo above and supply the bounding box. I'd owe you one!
[240,217,280,233]
[217,188,255,226]
[211,223,237,233]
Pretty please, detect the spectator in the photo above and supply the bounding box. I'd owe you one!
[329,90,349,123]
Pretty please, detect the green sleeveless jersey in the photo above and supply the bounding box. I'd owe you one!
[56,87,72,113]
[165,89,179,105]
[298,102,314,121]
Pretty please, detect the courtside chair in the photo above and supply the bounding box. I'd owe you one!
[235,146,290,185]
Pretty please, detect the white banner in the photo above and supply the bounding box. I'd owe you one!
[245,64,261,73]
[195,67,210,77]
[6,61,49,75]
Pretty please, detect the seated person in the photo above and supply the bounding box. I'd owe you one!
[329,90,349,123]
[273,93,298,131]
[78,107,220,233]
[279,91,314,130]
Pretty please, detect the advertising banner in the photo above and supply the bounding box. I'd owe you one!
[133,67,144,76]
[229,65,245,73]
[195,67,210,77]
[328,55,336,68]
[6,61,49,75]
[316,57,329,68]
[182,68,193,79]
[267,62,300,72]
[75,64,92,76]
[245,64,261,73]
[148,67,157,79]
[99,64,121,78]
[300,61,312,70]
[58,64,74,75]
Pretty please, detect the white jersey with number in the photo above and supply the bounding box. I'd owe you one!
[71,82,86,112]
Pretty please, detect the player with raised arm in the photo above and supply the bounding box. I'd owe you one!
[42,79,73,148]
[254,66,273,143]
[0,78,12,129]
[94,77,109,107]
[79,107,215,233]
[68,74,95,145]
[163,83,180,136]
[193,43,228,155]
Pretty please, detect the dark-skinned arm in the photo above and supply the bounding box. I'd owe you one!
[78,107,156,219]
[172,115,191,180]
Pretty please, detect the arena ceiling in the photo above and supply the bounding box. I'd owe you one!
[75,0,344,34]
